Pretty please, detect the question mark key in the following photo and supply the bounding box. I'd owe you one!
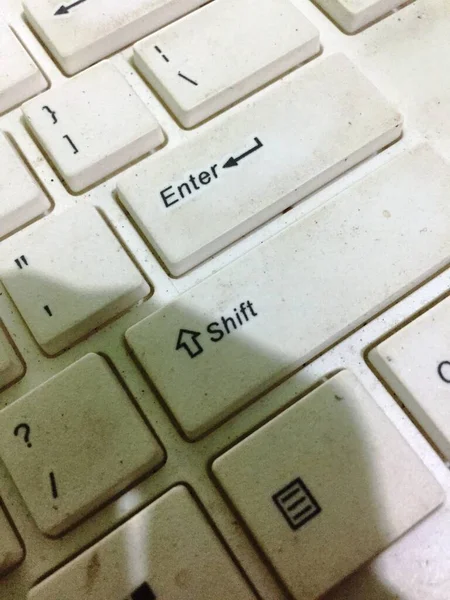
[14,423,32,448]
[0,353,164,536]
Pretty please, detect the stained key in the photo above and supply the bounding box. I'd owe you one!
[28,486,255,598]
[213,371,444,600]
[0,354,164,536]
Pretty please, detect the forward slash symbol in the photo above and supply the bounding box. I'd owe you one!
[49,471,58,499]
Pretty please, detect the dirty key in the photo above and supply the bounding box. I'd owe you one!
[28,486,256,600]
[126,145,450,440]
[0,354,164,536]
[117,54,402,276]
[212,371,444,600]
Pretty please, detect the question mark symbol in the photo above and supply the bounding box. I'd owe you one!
[14,423,32,448]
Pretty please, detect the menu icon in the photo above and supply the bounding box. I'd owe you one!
[272,477,321,531]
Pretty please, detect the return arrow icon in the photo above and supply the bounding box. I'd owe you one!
[54,0,87,15]
[176,328,203,359]
[223,137,263,169]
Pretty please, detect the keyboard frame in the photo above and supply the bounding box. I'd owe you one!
[1,0,449,599]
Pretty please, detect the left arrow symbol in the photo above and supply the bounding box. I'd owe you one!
[176,329,203,359]
[223,137,263,169]
[54,0,87,16]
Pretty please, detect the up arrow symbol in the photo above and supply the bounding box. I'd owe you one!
[176,329,203,359]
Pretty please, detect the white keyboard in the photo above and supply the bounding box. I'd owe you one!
[1,1,450,599]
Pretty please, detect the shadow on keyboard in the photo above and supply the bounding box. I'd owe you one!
[0,272,439,600]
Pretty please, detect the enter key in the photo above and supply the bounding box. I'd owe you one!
[117,53,401,276]
[126,145,450,441]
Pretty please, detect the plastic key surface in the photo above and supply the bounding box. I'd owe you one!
[23,61,164,192]
[0,205,150,355]
[0,21,46,114]
[134,0,320,127]
[0,132,50,239]
[118,54,402,275]
[126,145,450,439]
[213,371,444,600]
[370,294,450,461]
[23,0,209,75]
[314,0,406,33]
[28,486,256,598]
[0,354,164,536]
[0,506,23,575]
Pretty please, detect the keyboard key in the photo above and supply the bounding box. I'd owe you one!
[28,485,256,598]
[23,62,164,192]
[0,133,50,239]
[212,371,444,600]
[0,205,149,355]
[134,0,320,127]
[0,326,24,391]
[117,54,401,275]
[0,354,164,536]
[314,0,405,33]
[0,22,47,114]
[369,295,450,461]
[0,505,23,575]
[23,0,209,76]
[126,145,450,440]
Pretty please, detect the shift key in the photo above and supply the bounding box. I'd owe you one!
[117,53,401,276]
[126,145,450,440]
